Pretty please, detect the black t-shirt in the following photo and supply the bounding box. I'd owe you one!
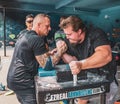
[17,29,28,39]
[64,27,116,82]
[65,27,110,60]
[7,30,48,91]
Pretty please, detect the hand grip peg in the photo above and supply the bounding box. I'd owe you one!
[73,75,77,85]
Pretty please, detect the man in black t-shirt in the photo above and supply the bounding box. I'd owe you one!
[7,14,67,104]
[57,16,118,104]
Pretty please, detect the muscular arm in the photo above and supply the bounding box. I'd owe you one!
[35,41,67,68]
[81,45,112,69]
[35,52,50,68]
[55,40,78,63]
[69,45,112,74]
[62,53,78,63]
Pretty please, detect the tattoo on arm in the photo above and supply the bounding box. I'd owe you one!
[35,52,50,68]
[35,51,62,67]
[51,52,62,65]
[35,43,68,67]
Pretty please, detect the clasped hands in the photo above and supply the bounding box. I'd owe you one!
[48,40,67,56]
[56,40,68,56]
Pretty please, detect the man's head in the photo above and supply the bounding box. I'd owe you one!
[32,14,51,36]
[25,14,34,30]
[59,16,86,44]
[60,16,68,24]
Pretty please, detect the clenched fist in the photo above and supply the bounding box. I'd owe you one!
[69,61,82,75]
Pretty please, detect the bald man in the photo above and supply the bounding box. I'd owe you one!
[7,14,67,104]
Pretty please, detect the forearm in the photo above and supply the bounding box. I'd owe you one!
[69,51,112,75]
[51,51,62,65]
[69,45,112,75]
[36,39,68,68]
[80,49,112,70]
[36,46,67,68]
[35,50,62,67]
[62,53,78,63]
[80,48,112,69]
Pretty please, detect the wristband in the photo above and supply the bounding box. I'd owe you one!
[80,59,86,69]
[81,59,86,63]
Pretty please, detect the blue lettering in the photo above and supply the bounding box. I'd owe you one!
[68,89,92,98]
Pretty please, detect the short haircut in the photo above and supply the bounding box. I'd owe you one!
[26,14,34,20]
[33,14,50,26]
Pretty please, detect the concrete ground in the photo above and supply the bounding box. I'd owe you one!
[0,47,20,104]
[0,47,120,104]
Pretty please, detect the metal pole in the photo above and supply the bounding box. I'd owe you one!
[3,8,6,56]
[73,74,77,86]
[100,93,106,104]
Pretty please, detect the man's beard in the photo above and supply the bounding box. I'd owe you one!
[69,39,82,47]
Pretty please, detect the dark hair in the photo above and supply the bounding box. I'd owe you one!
[59,15,86,32]
[26,14,34,20]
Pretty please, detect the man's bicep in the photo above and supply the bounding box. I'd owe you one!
[95,45,112,61]
[95,45,111,53]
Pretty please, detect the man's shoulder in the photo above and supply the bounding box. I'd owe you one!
[19,30,37,36]
[87,27,105,34]
[19,29,28,34]
[17,29,28,38]
[87,27,106,39]
[27,31,44,43]
[25,30,38,38]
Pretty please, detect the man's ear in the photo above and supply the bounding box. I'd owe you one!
[78,29,82,35]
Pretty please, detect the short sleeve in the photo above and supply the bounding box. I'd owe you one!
[28,35,48,56]
[91,28,110,49]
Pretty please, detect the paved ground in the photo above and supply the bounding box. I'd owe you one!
[0,47,120,104]
[0,47,20,104]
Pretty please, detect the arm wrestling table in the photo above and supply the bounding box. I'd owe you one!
[35,65,110,104]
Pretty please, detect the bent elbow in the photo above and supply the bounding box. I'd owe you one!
[107,54,112,63]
